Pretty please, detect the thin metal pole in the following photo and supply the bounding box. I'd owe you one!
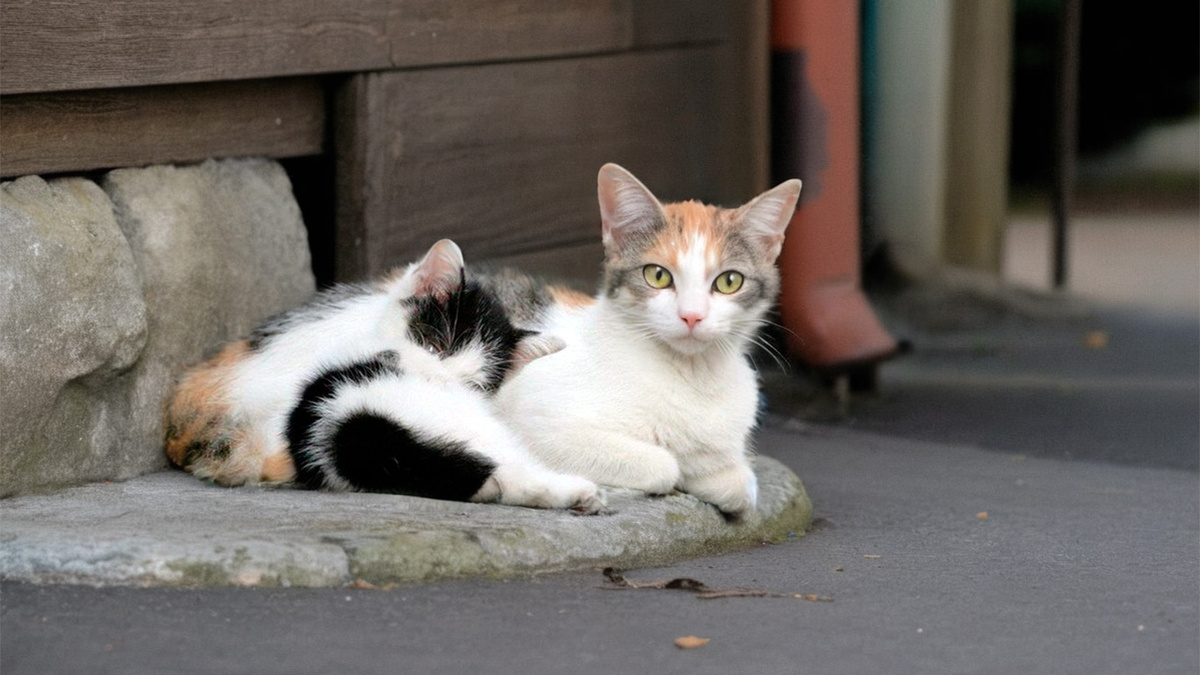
[1052,0,1082,289]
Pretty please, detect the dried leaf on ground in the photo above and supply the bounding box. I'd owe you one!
[349,578,396,591]
[675,635,710,649]
[1085,331,1110,349]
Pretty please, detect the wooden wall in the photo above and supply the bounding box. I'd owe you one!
[2,0,768,284]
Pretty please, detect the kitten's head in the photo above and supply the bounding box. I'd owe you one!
[597,164,801,356]
[399,239,563,391]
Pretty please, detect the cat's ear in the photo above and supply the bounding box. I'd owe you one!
[413,239,465,300]
[598,163,664,253]
[507,332,566,378]
[735,179,802,260]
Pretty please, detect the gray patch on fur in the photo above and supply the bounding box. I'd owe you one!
[469,268,554,330]
[602,264,650,300]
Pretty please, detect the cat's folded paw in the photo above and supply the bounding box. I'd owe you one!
[714,491,756,519]
[484,466,605,513]
[568,489,606,515]
[556,474,606,514]
[624,452,682,496]
[683,462,758,519]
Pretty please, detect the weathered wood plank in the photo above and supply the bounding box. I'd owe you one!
[385,0,632,71]
[332,75,378,281]
[1,0,633,95]
[712,0,771,200]
[0,79,325,178]
[632,0,730,47]
[334,47,757,282]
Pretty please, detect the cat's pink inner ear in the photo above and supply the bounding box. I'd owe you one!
[413,239,465,300]
[597,163,663,251]
[737,179,802,260]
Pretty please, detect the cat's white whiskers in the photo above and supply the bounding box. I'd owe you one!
[747,333,789,372]
[760,317,804,347]
[741,319,789,367]
[625,318,663,346]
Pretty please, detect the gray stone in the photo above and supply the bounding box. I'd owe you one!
[0,159,315,496]
[103,157,315,363]
[0,456,812,587]
[99,158,316,487]
[0,176,149,496]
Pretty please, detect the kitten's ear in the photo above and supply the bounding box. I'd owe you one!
[735,179,802,260]
[507,333,566,377]
[598,163,664,253]
[413,239,465,300]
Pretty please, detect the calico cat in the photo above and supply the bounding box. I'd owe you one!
[164,239,602,512]
[484,164,801,517]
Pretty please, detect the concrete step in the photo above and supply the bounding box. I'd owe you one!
[0,457,811,588]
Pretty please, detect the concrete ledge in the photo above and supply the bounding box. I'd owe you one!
[0,457,811,587]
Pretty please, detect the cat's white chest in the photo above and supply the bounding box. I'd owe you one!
[637,350,758,457]
[501,304,759,459]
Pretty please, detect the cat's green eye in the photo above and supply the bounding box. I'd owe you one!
[713,270,744,294]
[643,264,673,289]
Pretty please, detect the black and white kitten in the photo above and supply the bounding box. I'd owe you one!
[165,239,602,512]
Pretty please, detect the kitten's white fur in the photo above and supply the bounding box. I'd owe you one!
[225,240,601,511]
[496,165,801,516]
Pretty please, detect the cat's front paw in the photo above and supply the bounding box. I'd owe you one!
[683,462,758,518]
[568,488,606,515]
[483,467,605,513]
[551,472,606,514]
[626,451,682,496]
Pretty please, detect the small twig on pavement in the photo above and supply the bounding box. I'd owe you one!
[601,567,833,602]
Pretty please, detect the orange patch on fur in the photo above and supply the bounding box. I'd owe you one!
[549,285,593,308]
[647,201,729,267]
[163,340,250,468]
[260,451,297,483]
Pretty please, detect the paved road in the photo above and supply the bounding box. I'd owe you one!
[851,306,1199,471]
[4,300,1198,675]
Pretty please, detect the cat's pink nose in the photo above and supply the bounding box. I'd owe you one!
[680,313,704,330]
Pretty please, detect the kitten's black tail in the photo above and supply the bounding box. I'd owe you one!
[286,353,495,501]
[324,412,496,500]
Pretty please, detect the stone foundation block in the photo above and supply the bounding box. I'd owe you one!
[1,158,315,496]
